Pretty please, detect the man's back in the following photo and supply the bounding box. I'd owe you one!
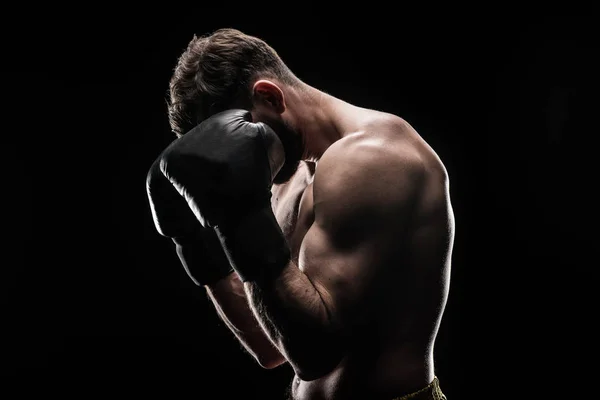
[271,110,454,400]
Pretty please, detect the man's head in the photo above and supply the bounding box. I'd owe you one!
[168,28,303,183]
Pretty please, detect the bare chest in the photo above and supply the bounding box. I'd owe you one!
[270,162,315,259]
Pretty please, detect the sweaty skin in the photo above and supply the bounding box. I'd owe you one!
[206,109,454,400]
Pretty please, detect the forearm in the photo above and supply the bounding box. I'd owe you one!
[244,261,344,380]
[206,272,286,369]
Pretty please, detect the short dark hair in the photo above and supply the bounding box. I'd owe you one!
[168,28,299,137]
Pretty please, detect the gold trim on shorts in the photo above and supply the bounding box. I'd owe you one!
[392,376,446,400]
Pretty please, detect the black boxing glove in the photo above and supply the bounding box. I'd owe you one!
[159,109,290,282]
[146,156,234,286]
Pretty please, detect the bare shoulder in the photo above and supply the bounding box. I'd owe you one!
[359,110,448,183]
[317,113,427,186]
[312,119,421,221]
[313,110,451,217]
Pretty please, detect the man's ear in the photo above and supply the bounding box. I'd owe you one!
[252,80,285,114]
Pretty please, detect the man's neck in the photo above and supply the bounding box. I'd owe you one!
[288,85,361,161]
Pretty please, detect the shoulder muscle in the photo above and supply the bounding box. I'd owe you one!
[313,132,425,242]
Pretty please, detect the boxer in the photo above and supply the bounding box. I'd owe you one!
[147,28,453,400]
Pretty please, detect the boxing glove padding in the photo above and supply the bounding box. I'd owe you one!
[215,205,291,282]
[172,227,234,286]
[147,156,198,238]
[146,154,233,286]
[159,109,277,228]
[159,109,291,282]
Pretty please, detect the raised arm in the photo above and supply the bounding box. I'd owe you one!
[244,138,425,380]
[146,142,286,369]
[206,272,286,369]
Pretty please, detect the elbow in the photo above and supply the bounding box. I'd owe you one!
[248,340,288,370]
[256,352,287,369]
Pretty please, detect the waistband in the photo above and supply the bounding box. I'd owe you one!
[392,376,446,400]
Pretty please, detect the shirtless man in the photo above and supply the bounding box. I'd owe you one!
[146,28,454,400]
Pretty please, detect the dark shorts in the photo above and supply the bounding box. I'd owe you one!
[392,376,446,400]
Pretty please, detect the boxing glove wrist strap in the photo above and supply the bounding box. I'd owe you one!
[173,227,234,286]
[214,205,291,283]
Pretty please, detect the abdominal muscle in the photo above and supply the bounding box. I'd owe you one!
[286,292,434,400]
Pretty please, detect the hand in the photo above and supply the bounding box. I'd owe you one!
[159,109,285,228]
[159,109,291,282]
[146,156,233,286]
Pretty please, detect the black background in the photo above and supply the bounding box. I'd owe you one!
[7,6,598,398]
